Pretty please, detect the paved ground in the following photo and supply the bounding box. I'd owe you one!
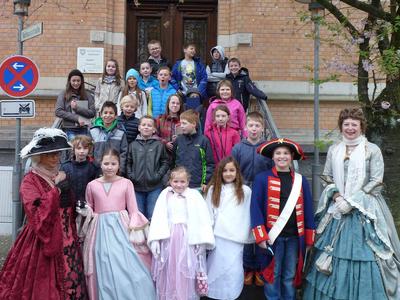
[0,235,11,268]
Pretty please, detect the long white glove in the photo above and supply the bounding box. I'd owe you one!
[150,241,161,259]
[336,196,352,214]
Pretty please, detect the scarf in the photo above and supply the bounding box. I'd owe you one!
[31,163,59,188]
[103,75,116,84]
[332,135,366,199]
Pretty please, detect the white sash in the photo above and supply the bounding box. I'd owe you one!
[268,173,302,244]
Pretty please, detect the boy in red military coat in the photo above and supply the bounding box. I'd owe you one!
[250,138,315,300]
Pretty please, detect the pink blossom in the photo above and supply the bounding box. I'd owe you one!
[381,101,391,110]
[362,59,374,72]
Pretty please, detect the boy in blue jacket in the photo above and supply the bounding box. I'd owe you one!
[150,66,176,118]
[232,111,274,287]
[173,109,214,191]
[171,43,208,109]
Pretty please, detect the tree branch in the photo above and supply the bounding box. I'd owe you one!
[340,0,392,21]
[317,0,360,37]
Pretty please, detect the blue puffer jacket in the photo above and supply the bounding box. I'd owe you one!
[138,75,159,90]
[171,57,208,100]
[150,84,177,118]
[231,139,274,186]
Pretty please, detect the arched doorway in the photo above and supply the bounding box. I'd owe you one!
[126,0,218,70]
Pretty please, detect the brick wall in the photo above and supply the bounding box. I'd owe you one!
[0,0,360,131]
[217,0,360,82]
[268,100,359,130]
[0,1,125,81]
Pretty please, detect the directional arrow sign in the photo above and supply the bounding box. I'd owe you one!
[0,56,39,98]
[12,63,25,70]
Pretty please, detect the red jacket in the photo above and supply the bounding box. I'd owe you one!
[205,123,241,165]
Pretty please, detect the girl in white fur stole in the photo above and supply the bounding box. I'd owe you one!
[205,156,253,299]
[148,166,215,300]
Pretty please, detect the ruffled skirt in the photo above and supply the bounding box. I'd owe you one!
[303,212,387,300]
[94,212,155,300]
[151,223,200,300]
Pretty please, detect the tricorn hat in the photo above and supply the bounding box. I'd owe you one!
[257,138,305,160]
[20,128,72,159]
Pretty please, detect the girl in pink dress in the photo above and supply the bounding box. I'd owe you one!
[77,147,155,300]
[147,167,215,300]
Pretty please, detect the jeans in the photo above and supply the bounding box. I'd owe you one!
[135,187,162,220]
[64,127,89,141]
[264,236,299,300]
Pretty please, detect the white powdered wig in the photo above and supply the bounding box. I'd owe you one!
[20,128,69,159]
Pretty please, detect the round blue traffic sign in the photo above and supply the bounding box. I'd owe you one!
[0,55,39,98]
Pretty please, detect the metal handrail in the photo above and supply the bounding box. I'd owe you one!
[256,98,299,171]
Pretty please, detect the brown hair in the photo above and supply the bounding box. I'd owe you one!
[247,111,265,126]
[139,115,156,127]
[157,66,171,75]
[122,78,144,106]
[212,104,230,120]
[206,156,244,208]
[216,80,234,99]
[101,147,120,163]
[183,42,196,49]
[148,40,161,47]
[338,107,366,134]
[165,94,184,116]
[102,59,122,86]
[180,109,199,125]
[70,135,93,159]
[65,69,88,102]
[228,57,241,66]
[169,166,191,182]
[100,101,118,115]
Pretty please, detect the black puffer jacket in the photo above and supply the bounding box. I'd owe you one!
[226,67,268,111]
[173,131,215,188]
[127,135,170,192]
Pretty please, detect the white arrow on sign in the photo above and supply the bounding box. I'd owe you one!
[13,84,24,91]
[12,63,24,70]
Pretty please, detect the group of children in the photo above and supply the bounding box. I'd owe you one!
[56,98,315,299]
[51,40,316,300]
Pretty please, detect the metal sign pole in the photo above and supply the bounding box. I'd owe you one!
[12,13,24,241]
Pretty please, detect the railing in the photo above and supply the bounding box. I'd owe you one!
[255,97,299,171]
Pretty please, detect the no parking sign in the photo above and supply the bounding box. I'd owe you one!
[0,55,39,98]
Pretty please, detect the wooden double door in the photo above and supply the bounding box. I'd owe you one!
[126,0,218,70]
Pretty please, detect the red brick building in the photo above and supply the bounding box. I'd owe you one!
[0,0,360,141]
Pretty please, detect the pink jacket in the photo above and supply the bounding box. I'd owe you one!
[205,98,247,137]
[205,123,241,165]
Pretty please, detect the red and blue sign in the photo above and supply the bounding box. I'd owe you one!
[0,55,39,98]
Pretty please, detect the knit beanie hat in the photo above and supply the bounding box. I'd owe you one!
[126,68,140,81]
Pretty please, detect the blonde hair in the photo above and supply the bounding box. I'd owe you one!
[247,111,265,127]
[120,94,139,109]
[169,166,191,182]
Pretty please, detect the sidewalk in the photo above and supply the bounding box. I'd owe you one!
[0,235,11,268]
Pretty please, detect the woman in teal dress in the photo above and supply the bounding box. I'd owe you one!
[304,108,400,300]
